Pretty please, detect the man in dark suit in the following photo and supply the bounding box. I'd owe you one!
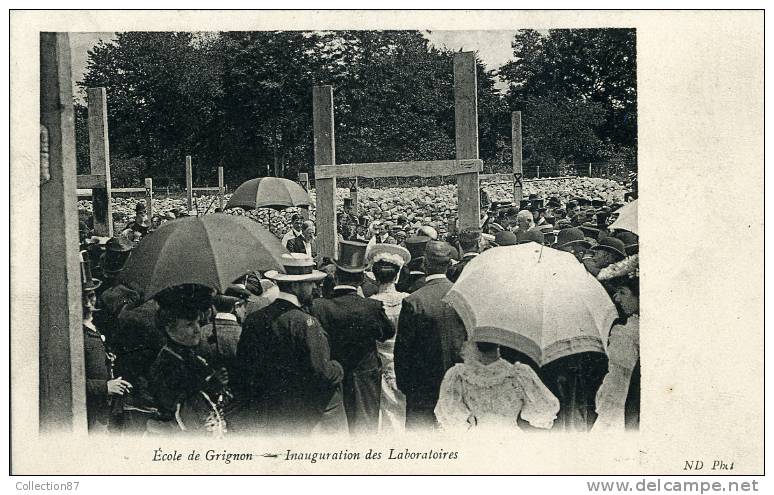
[396,235,431,293]
[394,241,467,431]
[234,254,346,436]
[287,221,319,265]
[446,228,481,283]
[311,241,395,435]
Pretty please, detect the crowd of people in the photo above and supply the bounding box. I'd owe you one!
[76,186,639,436]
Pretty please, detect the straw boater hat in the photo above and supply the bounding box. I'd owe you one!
[366,244,411,269]
[264,253,327,282]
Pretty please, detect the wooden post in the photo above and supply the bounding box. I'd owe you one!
[39,32,88,434]
[217,166,224,211]
[453,52,481,230]
[185,155,193,212]
[350,177,359,216]
[589,163,593,177]
[144,178,153,220]
[297,173,310,220]
[313,86,337,259]
[511,111,523,204]
[537,165,541,179]
[86,87,113,236]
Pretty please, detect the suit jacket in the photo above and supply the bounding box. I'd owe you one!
[234,298,343,432]
[83,324,112,429]
[287,236,318,261]
[394,277,467,410]
[311,289,395,374]
[446,253,478,283]
[112,299,165,387]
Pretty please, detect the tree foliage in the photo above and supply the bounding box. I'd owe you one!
[74,29,636,185]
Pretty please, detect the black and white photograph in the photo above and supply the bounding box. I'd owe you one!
[9,9,764,479]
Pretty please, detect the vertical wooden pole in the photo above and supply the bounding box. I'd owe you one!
[350,177,359,216]
[511,111,523,204]
[144,178,153,221]
[185,155,193,212]
[297,173,310,220]
[589,162,593,177]
[537,165,541,179]
[453,52,481,230]
[39,32,88,434]
[86,87,113,236]
[313,86,337,259]
[217,166,224,211]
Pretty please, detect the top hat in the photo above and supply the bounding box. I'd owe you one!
[555,227,592,249]
[528,193,538,200]
[80,250,101,292]
[367,244,411,268]
[343,198,353,207]
[334,240,369,273]
[591,236,627,259]
[530,198,544,210]
[405,235,431,259]
[519,199,532,211]
[424,240,453,265]
[264,253,328,282]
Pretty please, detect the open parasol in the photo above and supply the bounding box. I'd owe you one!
[121,214,287,300]
[225,177,311,211]
[608,199,637,235]
[442,243,618,366]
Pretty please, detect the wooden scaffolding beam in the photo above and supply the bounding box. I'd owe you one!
[39,32,88,434]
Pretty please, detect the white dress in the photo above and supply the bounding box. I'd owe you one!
[434,357,560,432]
[592,315,640,431]
[369,286,410,433]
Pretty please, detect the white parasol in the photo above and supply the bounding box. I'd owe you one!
[442,243,618,366]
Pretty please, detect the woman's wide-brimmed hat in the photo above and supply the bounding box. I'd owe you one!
[367,243,411,268]
[264,253,327,282]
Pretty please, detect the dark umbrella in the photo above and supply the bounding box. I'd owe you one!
[121,215,287,300]
[225,177,311,211]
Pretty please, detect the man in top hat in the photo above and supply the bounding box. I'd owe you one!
[311,242,395,435]
[81,251,133,432]
[342,197,358,226]
[234,254,346,435]
[394,241,467,431]
[555,227,593,263]
[97,236,141,343]
[446,228,481,283]
[282,213,305,250]
[584,236,627,276]
[397,235,431,293]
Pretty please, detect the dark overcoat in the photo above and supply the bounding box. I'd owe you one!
[394,276,467,429]
[311,288,394,434]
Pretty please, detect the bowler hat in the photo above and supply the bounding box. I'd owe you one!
[591,236,627,259]
[555,228,592,249]
[106,236,134,253]
[517,229,545,245]
[334,240,368,273]
[405,235,431,259]
[224,284,251,301]
[459,227,482,245]
[493,231,518,246]
[135,202,147,213]
[424,241,453,265]
[547,196,562,208]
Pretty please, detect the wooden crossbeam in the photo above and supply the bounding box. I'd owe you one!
[76,173,107,189]
[314,159,482,180]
